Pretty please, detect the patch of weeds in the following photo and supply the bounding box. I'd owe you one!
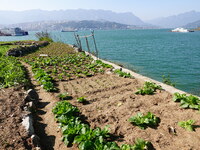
[162,74,176,87]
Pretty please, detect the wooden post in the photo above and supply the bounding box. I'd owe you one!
[91,31,98,58]
[77,35,82,51]
[74,33,79,47]
[85,37,91,54]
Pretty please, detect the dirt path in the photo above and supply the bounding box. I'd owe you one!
[22,62,68,150]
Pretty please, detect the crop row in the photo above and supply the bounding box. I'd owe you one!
[0,56,28,88]
[32,67,57,92]
[52,101,152,150]
[23,53,113,82]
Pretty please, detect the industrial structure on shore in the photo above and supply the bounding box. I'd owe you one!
[0,27,28,36]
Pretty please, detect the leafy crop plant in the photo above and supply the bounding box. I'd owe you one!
[178,120,195,131]
[129,112,160,129]
[135,82,162,95]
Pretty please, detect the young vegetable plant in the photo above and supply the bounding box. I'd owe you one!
[178,120,195,131]
[57,92,73,100]
[135,82,162,95]
[114,69,132,78]
[129,112,160,129]
[173,93,200,110]
[74,126,110,150]
[132,138,152,150]
[77,97,88,104]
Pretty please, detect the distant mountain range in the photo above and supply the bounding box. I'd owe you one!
[148,11,200,28]
[184,20,200,28]
[0,9,146,26]
[0,9,200,30]
[7,20,141,31]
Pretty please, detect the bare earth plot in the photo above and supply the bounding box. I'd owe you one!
[58,74,200,150]
[0,88,29,150]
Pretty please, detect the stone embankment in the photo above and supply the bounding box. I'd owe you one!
[5,41,49,57]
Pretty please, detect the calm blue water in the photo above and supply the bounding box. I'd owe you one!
[1,29,200,96]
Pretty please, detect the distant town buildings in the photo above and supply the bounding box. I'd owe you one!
[0,27,28,36]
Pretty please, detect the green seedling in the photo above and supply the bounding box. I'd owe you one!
[135,81,162,95]
[77,97,88,104]
[57,92,73,100]
[129,112,160,129]
[178,120,195,131]
[114,69,132,78]
[133,138,151,150]
[173,93,200,110]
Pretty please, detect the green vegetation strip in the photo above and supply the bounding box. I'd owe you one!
[0,57,28,88]
[0,45,18,56]
[173,93,200,110]
[52,101,152,150]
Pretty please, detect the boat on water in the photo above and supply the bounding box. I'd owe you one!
[171,27,194,33]
[61,28,77,32]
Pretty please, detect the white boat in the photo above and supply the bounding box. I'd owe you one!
[171,27,189,33]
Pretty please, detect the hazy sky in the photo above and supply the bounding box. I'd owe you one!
[0,0,200,20]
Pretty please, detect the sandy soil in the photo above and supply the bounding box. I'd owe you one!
[0,87,29,150]
[58,74,200,150]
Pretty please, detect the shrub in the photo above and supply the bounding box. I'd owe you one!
[35,31,53,42]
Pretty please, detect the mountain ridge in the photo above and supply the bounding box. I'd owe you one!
[0,9,146,26]
[6,20,138,31]
[147,10,200,28]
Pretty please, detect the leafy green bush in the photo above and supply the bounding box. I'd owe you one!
[135,82,162,95]
[129,112,160,129]
[178,120,195,131]
[114,69,132,78]
[173,93,200,110]
[0,57,28,88]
